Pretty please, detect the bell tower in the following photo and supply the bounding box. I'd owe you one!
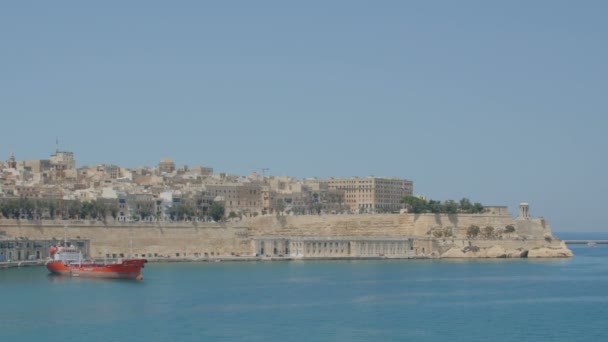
[7,153,16,169]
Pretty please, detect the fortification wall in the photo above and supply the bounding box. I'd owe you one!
[0,221,251,258]
[241,213,550,239]
[0,213,569,259]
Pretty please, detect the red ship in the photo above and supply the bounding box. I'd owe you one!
[46,244,147,280]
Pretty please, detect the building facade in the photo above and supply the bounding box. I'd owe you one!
[326,177,413,213]
[252,237,435,258]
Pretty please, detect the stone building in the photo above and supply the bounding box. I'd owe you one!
[205,182,264,215]
[14,185,42,198]
[205,183,239,212]
[326,177,413,213]
[235,182,263,214]
[23,159,52,173]
[98,164,121,179]
[190,166,214,177]
[158,158,176,175]
[50,150,76,171]
[252,237,436,258]
[484,206,509,216]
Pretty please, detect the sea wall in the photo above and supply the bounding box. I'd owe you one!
[0,213,572,259]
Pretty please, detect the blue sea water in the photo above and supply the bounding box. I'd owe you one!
[1,243,607,342]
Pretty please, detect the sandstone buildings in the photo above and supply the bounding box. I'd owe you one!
[0,150,413,220]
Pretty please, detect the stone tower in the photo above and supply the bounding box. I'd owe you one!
[518,203,529,220]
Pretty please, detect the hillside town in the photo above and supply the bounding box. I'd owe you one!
[0,149,414,221]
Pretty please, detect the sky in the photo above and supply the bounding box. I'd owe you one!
[1,1,607,232]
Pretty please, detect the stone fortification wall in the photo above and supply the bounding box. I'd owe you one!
[0,213,571,259]
[0,220,251,258]
[241,213,551,239]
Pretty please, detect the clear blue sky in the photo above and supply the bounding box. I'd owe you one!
[1,1,607,232]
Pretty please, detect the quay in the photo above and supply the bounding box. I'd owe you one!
[0,255,423,270]
[0,260,45,269]
[564,240,608,244]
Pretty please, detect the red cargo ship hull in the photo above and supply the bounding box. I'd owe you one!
[46,259,147,280]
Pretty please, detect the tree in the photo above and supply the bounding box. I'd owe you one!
[472,202,485,214]
[401,196,429,213]
[46,200,57,220]
[227,211,238,221]
[96,202,109,222]
[459,198,473,212]
[19,198,35,220]
[168,206,179,221]
[135,203,155,221]
[9,200,20,220]
[0,201,13,219]
[274,199,286,214]
[108,203,119,221]
[68,200,81,219]
[428,200,442,214]
[312,203,323,215]
[505,225,516,234]
[179,202,198,221]
[467,225,480,238]
[483,226,495,238]
[80,201,97,220]
[444,200,458,214]
[195,207,206,221]
[209,201,225,222]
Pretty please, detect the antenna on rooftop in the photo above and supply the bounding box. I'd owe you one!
[259,168,269,177]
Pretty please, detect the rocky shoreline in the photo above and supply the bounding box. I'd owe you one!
[440,241,573,258]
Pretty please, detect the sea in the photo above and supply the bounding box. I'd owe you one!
[1,233,607,342]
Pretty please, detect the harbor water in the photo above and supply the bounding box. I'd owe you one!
[1,242,607,341]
